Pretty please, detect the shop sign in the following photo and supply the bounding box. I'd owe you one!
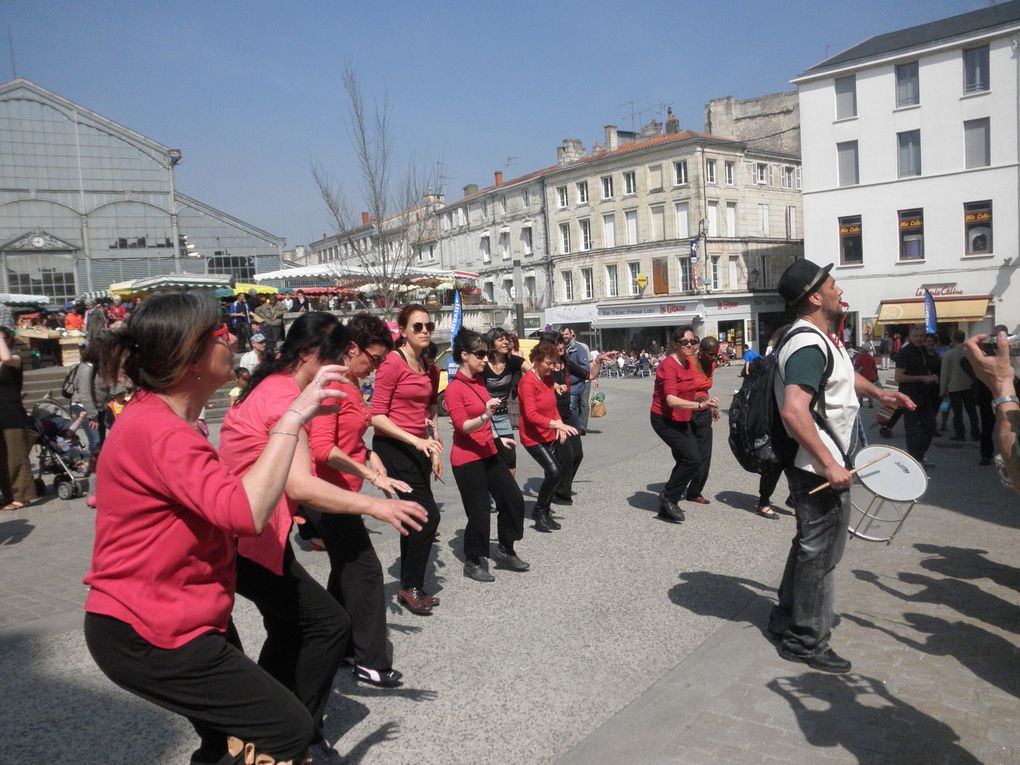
[716,301,738,310]
[659,303,690,315]
[915,284,962,297]
[598,302,691,318]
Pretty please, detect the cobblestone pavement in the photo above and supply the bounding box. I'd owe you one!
[1,366,1017,764]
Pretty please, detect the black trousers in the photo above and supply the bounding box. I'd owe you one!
[452,454,525,560]
[554,433,583,498]
[686,409,713,499]
[903,402,937,461]
[758,462,784,507]
[235,543,349,735]
[493,433,517,470]
[372,435,441,589]
[317,512,390,671]
[948,389,980,439]
[84,613,314,764]
[524,440,563,512]
[975,383,995,460]
[649,412,701,503]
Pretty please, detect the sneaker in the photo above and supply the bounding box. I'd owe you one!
[778,646,852,674]
[353,665,403,688]
[493,545,530,572]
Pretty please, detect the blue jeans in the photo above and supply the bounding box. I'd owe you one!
[769,467,851,656]
[70,403,101,453]
[569,392,582,427]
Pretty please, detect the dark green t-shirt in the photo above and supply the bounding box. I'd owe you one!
[783,346,826,393]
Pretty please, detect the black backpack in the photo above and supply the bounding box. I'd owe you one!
[727,326,835,474]
[60,362,80,399]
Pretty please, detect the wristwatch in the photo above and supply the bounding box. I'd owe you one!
[991,394,1020,412]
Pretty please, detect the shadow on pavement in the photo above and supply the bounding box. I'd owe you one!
[768,672,982,763]
[844,612,1020,699]
[627,483,665,514]
[0,517,33,545]
[667,570,775,638]
[914,543,1020,590]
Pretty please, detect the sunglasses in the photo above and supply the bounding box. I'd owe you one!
[677,338,699,346]
[467,349,488,360]
[411,321,435,334]
[361,348,386,368]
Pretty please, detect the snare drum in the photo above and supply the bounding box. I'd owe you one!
[848,445,927,543]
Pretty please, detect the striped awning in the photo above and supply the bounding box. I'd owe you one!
[75,290,110,303]
[0,292,53,305]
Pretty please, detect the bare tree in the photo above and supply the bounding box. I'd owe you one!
[314,65,443,310]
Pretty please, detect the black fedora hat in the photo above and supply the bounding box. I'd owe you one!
[777,259,833,306]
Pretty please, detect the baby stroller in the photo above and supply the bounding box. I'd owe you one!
[30,398,92,500]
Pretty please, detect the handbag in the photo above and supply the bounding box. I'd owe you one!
[590,392,606,418]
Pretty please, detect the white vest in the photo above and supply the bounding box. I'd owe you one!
[774,319,860,475]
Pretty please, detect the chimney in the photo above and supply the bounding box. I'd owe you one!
[665,107,679,135]
[361,211,370,226]
[556,138,586,166]
[604,125,618,152]
[494,170,504,187]
[463,183,479,197]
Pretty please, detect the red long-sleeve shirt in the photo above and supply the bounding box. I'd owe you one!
[650,355,699,422]
[444,371,498,466]
[307,380,371,492]
[517,370,558,447]
[370,351,436,439]
[84,390,257,650]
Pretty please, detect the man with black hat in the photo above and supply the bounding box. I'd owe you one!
[768,258,915,672]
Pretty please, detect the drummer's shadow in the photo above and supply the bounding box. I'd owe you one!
[668,570,776,639]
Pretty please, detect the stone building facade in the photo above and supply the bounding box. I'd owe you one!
[704,92,801,155]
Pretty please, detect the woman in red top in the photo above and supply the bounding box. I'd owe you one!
[83,292,344,765]
[221,313,425,763]
[446,328,528,581]
[685,336,720,505]
[518,339,578,533]
[307,313,410,689]
[649,326,721,523]
[371,304,444,616]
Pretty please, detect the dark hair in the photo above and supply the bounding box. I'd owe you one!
[486,327,512,359]
[240,312,348,404]
[346,313,393,352]
[0,326,13,344]
[952,330,966,344]
[530,340,559,363]
[539,331,561,346]
[671,325,696,344]
[424,341,438,361]
[397,303,429,328]
[453,328,485,364]
[234,366,249,378]
[699,336,719,354]
[98,291,221,392]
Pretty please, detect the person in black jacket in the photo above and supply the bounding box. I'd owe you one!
[895,325,939,467]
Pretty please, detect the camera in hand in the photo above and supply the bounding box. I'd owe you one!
[982,334,1020,357]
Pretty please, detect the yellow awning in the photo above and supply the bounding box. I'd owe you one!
[235,282,278,295]
[876,297,990,324]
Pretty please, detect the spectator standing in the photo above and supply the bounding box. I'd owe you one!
[0,327,37,511]
[254,294,285,353]
[895,325,939,468]
[106,295,128,323]
[228,294,252,352]
[940,331,980,442]
[878,332,893,370]
[685,336,719,505]
[561,327,590,432]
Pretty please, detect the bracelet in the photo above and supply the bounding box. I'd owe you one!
[270,430,299,438]
[991,394,1020,412]
[286,408,305,419]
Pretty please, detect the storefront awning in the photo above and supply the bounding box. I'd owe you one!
[593,312,704,329]
[877,296,991,324]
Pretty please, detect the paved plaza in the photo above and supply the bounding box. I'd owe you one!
[1,365,1018,764]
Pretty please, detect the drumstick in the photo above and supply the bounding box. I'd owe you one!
[808,451,891,495]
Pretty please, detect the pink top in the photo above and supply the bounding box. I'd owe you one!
[444,371,498,467]
[517,370,558,447]
[651,355,699,422]
[83,390,257,650]
[370,350,436,438]
[308,380,371,492]
[220,372,300,575]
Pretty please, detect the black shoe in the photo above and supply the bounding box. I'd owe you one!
[464,560,495,582]
[879,427,892,438]
[533,510,554,533]
[353,665,403,688]
[551,494,573,506]
[493,545,530,571]
[658,492,685,523]
[778,646,852,674]
[543,509,561,530]
[306,738,346,764]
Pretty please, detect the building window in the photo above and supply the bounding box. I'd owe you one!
[479,235,491,263]
[786,206,797,239]
[559,222,571,254]
[726,202,737,237]
[897,130,922,177]
[728,256,739,290]
[625,210,638,245]
[724,161,735,185]
[499,230,510,260]
[458,208,467,226]
[758,254,774,289]
[705,159,717,184]
[624,170,637,195]
[677,256,692,292]
[579,218,592,251]
[581,267,594,300]
[781,166,796,188]
[964,118,991,168]
[648,164,663,190]
[898,209,924,261]
[605,264,619,297]
[603,214,616,248]
[577,180,589,204]
[520,226,533,255]
[675,202,689,239]
[502,278,514,302]
[706,202,719,237]
[601,175,614,199]
[650,205,665,241]
[710,256,721,289]
[481,201,488,218]
[483,282,494,303]
[557,186,568,208]
[628,261,641,295]
[498,195,506,214]
[755,162,769,185]
[835,74,857,119]
[839,215,863,265]
[674,160,688,185]
[837,141,859,186]
[522,188,531,207]
[758,203,770,237]
[562,271,573,302]
[964,200,993,255]
[896,61,920,107]
[964,45,990,94]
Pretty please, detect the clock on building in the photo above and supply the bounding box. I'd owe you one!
[31,236,46,248]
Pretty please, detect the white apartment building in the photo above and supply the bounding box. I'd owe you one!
[542,123,803,353]
[793,1,1020,340]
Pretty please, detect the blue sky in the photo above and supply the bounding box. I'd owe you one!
[4,0,980,248]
